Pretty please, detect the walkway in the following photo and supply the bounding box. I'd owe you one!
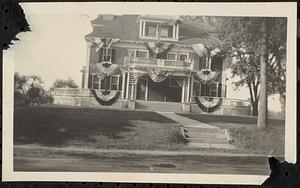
[156,112,236,150]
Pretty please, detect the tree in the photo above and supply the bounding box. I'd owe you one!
[257,18,268,129]
[215,17,287,118]
[51,77,78,90]
[14,73,50,105]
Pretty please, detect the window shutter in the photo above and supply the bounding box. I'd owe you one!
[88,75,92,89]
[99,48,103,62]
[111,49,116,63]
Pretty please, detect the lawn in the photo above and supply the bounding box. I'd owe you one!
[14,106,187,151]
[179,113,285,156]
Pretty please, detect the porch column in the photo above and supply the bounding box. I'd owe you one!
[221,59,227,97]
[121,72,126,99]
[83,41,92,89]
[131,85,134,100]
[186,75,191,103]
[181,77,186,103]
[190,75,194,102]
[126,72,130,99]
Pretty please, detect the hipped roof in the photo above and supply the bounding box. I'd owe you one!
[85,15,223,48]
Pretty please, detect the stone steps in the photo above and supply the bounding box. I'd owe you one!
[136,100,183,112]
[184,127,225,134]
[185,132,227,139]
[186,137,228,144]
[156,112,236,150]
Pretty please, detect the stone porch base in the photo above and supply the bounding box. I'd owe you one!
[53,96,251,116]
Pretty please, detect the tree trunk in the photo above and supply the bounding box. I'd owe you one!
[252,100,259,116]
[257,18,269,129]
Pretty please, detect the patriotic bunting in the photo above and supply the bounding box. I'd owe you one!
[194,97,223,113]
[129,72,139,85]
[91,89,120,106]
[195,69,220,84]
[143,42,175,57]
[96,62,119,76]
[147,68,173,83]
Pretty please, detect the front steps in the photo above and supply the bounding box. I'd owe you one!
[183,127,236,150]
[156,112,236,150]
[136,100,183,112]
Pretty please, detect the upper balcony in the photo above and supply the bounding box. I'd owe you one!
[124,56,193,70]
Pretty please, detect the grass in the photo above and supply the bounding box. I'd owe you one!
[178,113,285,156]
[14,106,187,151]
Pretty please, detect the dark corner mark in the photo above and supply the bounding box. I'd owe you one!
[262,157,300,188]
[0,0,30,50]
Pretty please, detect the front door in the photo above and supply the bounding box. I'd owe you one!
[136,78,148,100]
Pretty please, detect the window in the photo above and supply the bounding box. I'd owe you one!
[99,48,115,62]
[145,22,158,37]
[179,53,188,62]
[167,52,177,60]
[199,57,207,69]
[141,21,177,40]
[100,77,110,90]
[128,49,135,58]
[208,83,217,97]
[159,26,173,38]
[92,75,100,89]
[160,27,169,38]
[110,76,119,90]
[193,81,201,97]
[136,50,148,58]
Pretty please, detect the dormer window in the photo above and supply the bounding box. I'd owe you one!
[140,19,179,41]
[145,23,157,37]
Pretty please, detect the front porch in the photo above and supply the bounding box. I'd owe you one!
[53,88,251,116]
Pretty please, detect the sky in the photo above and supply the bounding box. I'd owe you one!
[9,3,282,112]
[14,12,96,89]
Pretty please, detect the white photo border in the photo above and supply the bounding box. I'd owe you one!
[2,2,297,184]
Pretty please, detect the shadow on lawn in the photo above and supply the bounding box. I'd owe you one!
[14,106,175,147]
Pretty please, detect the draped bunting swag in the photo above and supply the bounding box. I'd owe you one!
[147,68,173,83]
[129,72,139,85]
[194,97,223,113]
[91,89,120,106]
[195,70,220,84]
[96,62,119,77]
[192,44,221,69]
[144,42,175,58]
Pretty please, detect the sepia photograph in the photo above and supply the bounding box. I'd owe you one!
[2,2,297,184]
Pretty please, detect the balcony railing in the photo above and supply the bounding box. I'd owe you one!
[124,56,193,70]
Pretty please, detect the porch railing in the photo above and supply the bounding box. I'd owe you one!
[192,96,250,107]
[54,88,123,98]
[124,56,193,69]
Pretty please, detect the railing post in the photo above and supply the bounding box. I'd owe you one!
[121,72,126,99]
[190,75,194,102]
[84,41,92,89]
[126,72,130,99]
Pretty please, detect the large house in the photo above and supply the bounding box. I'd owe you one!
[54,15,251,115]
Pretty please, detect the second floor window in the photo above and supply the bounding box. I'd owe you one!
[179,53,188,62]
[99,48,115,62]
[135,50,148,58]
[167,52,177,60]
